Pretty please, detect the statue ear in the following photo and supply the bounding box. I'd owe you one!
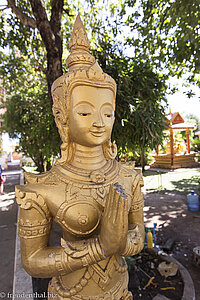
[55,141,75,165]
[103,140,117,160]
[52,94,68,143]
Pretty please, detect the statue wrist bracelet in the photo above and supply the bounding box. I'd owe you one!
[82,237,106,266]
[55,252,67,275]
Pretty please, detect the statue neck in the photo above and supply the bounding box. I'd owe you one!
[70,144,107,170]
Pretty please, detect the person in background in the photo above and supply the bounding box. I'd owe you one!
[0,164,6,194]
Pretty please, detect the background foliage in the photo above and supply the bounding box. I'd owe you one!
[0,0,199,171]
[3,80,61,172]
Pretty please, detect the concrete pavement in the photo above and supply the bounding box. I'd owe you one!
[0,169,32,300]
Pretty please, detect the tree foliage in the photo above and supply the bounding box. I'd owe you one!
[93,32,167,170]
[0,0,76,101]
[0,0,178,171]
[122,0,200,83]
[0,0,73,171]
[2,78,61,172]
[191,138,200,154]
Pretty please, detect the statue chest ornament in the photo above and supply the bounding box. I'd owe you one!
[54,183,132,237]
[52,162,133,236]
[22,161,134,237]
[54,194,103,236]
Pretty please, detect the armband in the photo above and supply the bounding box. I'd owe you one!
[61,237,106,273]
[18,219,51,239]
[16,186,52,239]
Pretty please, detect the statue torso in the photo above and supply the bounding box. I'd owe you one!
[24,160,135,239]
[19,160,139,298]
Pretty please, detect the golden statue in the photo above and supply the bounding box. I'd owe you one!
[15,15,144,300]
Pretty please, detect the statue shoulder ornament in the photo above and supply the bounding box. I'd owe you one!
[15,176,52,240]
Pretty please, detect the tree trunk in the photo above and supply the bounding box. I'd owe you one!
[34,155,44,173]
[29,0,64,104]
[46,51,63,103]
[46,161,51,171]
[8,0,65,103]
[140,149,145,173]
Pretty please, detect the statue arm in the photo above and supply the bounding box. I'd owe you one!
[120,173,145,257]
[16,187,106,278]
[19,226,105,278]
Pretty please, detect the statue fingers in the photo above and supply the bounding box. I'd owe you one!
[122,198,128,236]
[104,184,114,216]
[109,188,121,221]
[113,193,125,225]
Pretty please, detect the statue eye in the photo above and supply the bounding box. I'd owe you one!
[79,113,90,116]
[105,114,112,118]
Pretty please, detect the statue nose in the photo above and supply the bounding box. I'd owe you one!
[93,114,105,127]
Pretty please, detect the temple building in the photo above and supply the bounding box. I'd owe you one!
[151,111,199,169]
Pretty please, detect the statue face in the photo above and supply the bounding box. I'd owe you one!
[69,85,115,147]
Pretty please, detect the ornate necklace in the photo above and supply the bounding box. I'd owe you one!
[53,159,119,186]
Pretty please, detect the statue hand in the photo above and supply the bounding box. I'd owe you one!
[99,184,128,257]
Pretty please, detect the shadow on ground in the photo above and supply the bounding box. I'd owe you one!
[144,190,200,299]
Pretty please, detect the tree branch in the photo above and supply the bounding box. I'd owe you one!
[0,7,8,11]
[29,0,63,102]
[63,8,74,17]
[50,0,64,35]
[7,0,36,28]
[29,0,56,53]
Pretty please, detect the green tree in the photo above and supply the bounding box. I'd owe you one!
[122,0,200,83]
[94,34,167,170]
[0,0,168,171]
[184,114,200,131]
[115,61,167,171]
[0,0,75,171]
[2,80,61,172]
[0,0,74,101]
[191,138,200,155]
[0,43,62,172]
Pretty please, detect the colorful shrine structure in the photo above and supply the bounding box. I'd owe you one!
[151,111,199,169]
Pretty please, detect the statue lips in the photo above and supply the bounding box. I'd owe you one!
[90,130,105,137]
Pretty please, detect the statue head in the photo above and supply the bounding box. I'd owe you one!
[51,15,117,164]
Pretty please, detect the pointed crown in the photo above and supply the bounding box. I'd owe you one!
[51,15,116,141]
[51,15,117,164]
[66,15,95,70]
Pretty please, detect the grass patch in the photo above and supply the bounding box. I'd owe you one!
[143,168,200,194]
[22,166,39,173]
